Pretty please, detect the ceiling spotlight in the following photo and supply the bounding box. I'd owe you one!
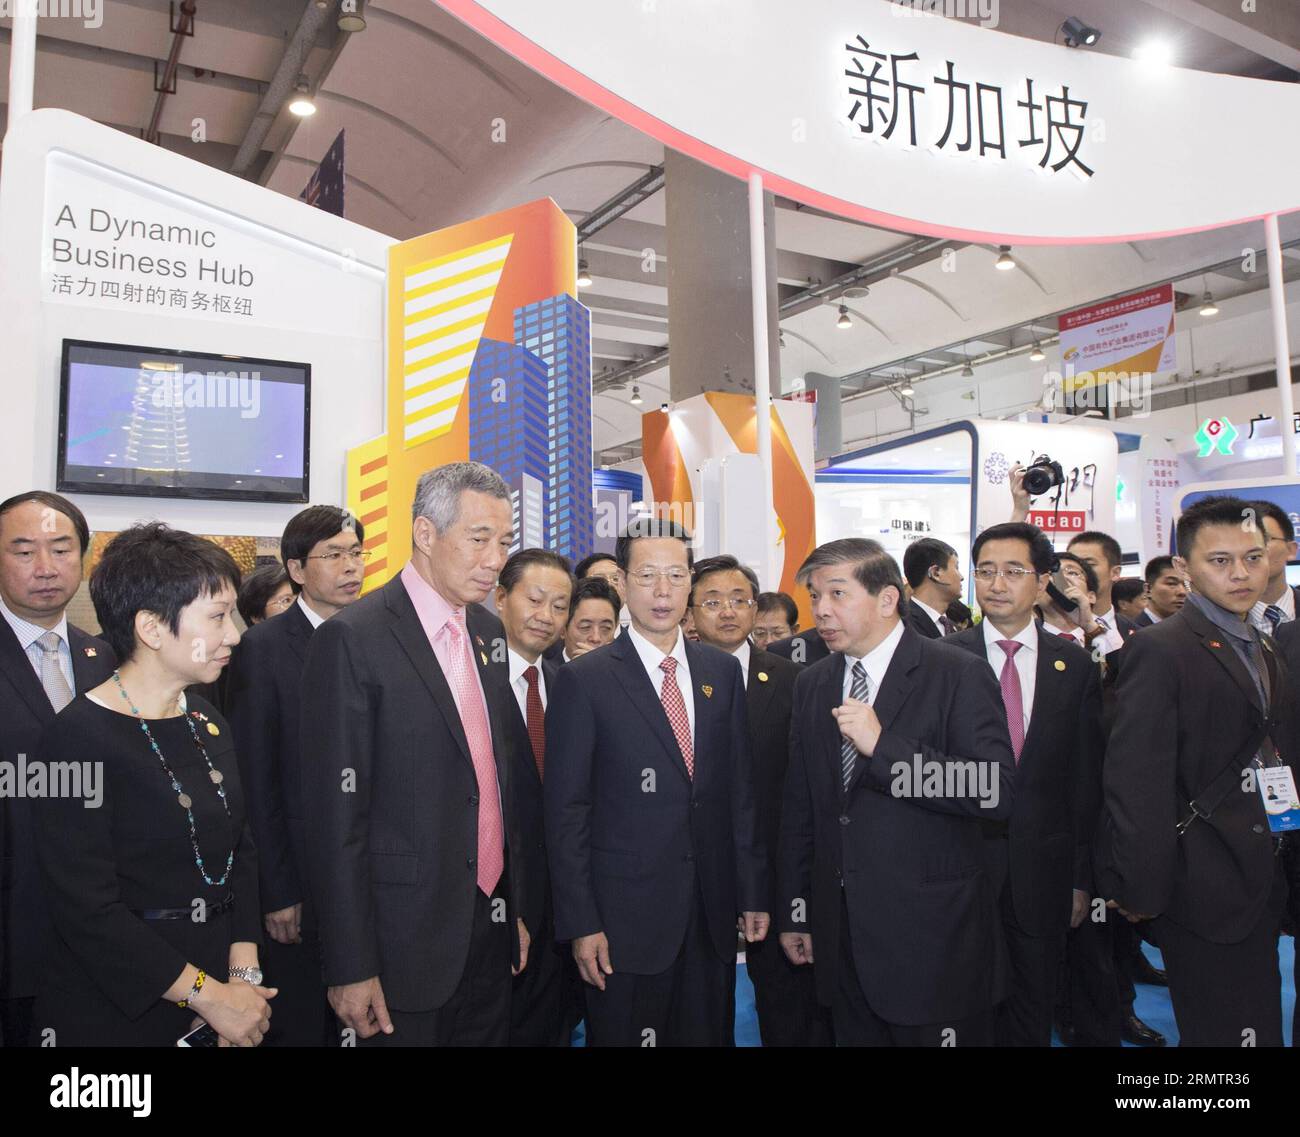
[836,304,852,330]
[994,246,1016,271]
[337,1,367,32]
[630,385,643,405]
[660,402,670,414]
[900,380,915,397]
[1061,17,1101,48]
[288,76,316,117]
[1029,342,1046,362]
[1134,41,1173,67]
[576,258,593,288]
[1199,292,1219,317]
[961,361,975,378]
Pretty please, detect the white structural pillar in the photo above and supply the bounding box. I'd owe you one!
[7,1,37,132]
[749,172,776,589]
[1264,213,1297,477]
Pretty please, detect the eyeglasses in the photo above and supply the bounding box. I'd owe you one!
[306,549,371,564]
[695,597,757,612]
[627,568,691,588]
[266,594,296,611]
[972,567,1038,582]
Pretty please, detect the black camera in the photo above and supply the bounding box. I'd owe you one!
[1022,455,1065,496]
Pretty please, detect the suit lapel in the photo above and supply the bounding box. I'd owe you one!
[0,617,56,724]
[1020,629,1064,759]
[685,640,712,782]
[466,605,514,793]
[818,654,846,791]
[1181,604,1263,713]
[385,578,472,767]
[282,601,313,666]
[67,625,110,695]
[611,632,691,783]
[745,644,775,734]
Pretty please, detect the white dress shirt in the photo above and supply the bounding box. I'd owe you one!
[1089,614,1126,654]
[1250,585,1295,634]
[981,617,1038,736]
[911,596,946,636]
[730,638,752,690]
[507,646,548,722]
[627,622,695,742]
[0,594,75,693]
[297,594,326,629]
[841,619,905,703]
[1043,620,1083,647]
[1143,608,1164,624]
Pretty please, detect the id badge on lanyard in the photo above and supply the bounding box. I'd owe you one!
[1255,766,1300,833]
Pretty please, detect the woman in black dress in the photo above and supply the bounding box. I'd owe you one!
[32,523,276,1046]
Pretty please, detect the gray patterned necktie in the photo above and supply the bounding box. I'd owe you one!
[841,661,870,790]
[1264,605,1284,634]
[36,631,73,713]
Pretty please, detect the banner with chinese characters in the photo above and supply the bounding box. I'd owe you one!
[1058,285,1176,395]
[439,0,1300,243]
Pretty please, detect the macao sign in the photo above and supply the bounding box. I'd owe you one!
[844,34,1094,177]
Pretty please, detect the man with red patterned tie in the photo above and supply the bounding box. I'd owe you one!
[948,523,1104,1046]
[493,549,575,1046]
[545,519,769,1046]
[300,463,531,1046]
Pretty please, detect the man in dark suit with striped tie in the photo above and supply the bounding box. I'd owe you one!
[0,492,115,1047]
[545,520,769,1046]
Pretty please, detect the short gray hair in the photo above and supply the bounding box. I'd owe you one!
[796,537,905,597]
[412,461,510,533]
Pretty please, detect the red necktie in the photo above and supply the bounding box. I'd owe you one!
[523,665,545,779]
[995,640,1025,763]
[1058,631,1077,643]
[658,657,694,779]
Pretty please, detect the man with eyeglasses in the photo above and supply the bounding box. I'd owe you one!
[689,555,831,1047]
[947,523,1103,1046]
[1246,500,1299,636]
[226,505,366,1046]
[545,521,769,1046]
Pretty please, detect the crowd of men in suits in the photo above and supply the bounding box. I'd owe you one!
[1,462,1298,1047]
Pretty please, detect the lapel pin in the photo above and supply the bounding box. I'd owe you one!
[475,635,484,647]
[206,722,220,737]
[83,647,97,658]
[701,684,713,698]
[1208,640,1222,649]
[1054,660,1066,671]
[757,671,769,683]
[480,651,489,666]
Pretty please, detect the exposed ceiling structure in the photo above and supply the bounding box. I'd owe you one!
[2,0,1297,463]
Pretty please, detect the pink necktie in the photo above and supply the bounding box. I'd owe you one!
[659,657,694,779]
[443,611,504,895]
[996,640,1025,764]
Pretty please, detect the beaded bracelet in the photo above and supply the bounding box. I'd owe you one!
[177,968,207,1009]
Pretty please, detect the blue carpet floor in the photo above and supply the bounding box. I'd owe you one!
[574,937,1297,1046]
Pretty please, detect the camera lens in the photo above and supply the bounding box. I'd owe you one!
[1023,469,1050,495]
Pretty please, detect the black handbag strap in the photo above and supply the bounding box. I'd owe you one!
[1175,724,1274,836]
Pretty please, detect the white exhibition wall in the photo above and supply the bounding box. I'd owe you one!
[0,109,395,539]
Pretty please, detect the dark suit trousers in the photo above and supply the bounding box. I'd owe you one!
[583,876,734,1047]
[1111,917,1141,1011]
[1153,861,1286,1047]
[261,924,335,1047]
[1055,914,1122,1046]
[986,840,1061,1047]
[833,893,993,1047]
[359,884,511,1048]
[0,995,34,1047]
[509,898,572,1047]
[745,934,833,1047]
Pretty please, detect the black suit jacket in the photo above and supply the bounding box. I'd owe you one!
[299,576,526,1011]
[767,628,830,668]
[1103,602,1296,941]
[778,625,1015,1025]
[948,625,1104,935]
[544,631,767,974]
[496,652,560,936]
[0,619,115,998]
[744,645,801,900]
[1132,609,1155,630]
[906,597,943,640]
[225,601,316,916]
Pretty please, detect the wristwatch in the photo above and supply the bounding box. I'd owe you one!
[228,965,263,985]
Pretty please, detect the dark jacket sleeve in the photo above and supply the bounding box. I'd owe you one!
[543,663,602,942]
[776,672,815,936]
[868,658,1016,820]
[32,719,190,1021]
[728,660,768,914]
[300,617,382,987]
[1105,631,1179,916]
[226,639,301,914]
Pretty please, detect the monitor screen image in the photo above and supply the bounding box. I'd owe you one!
[58,339,310,503]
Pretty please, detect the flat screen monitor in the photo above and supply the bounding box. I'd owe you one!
[57,339,310,503]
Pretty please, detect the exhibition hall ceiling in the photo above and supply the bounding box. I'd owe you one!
[1,0,1297,457]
